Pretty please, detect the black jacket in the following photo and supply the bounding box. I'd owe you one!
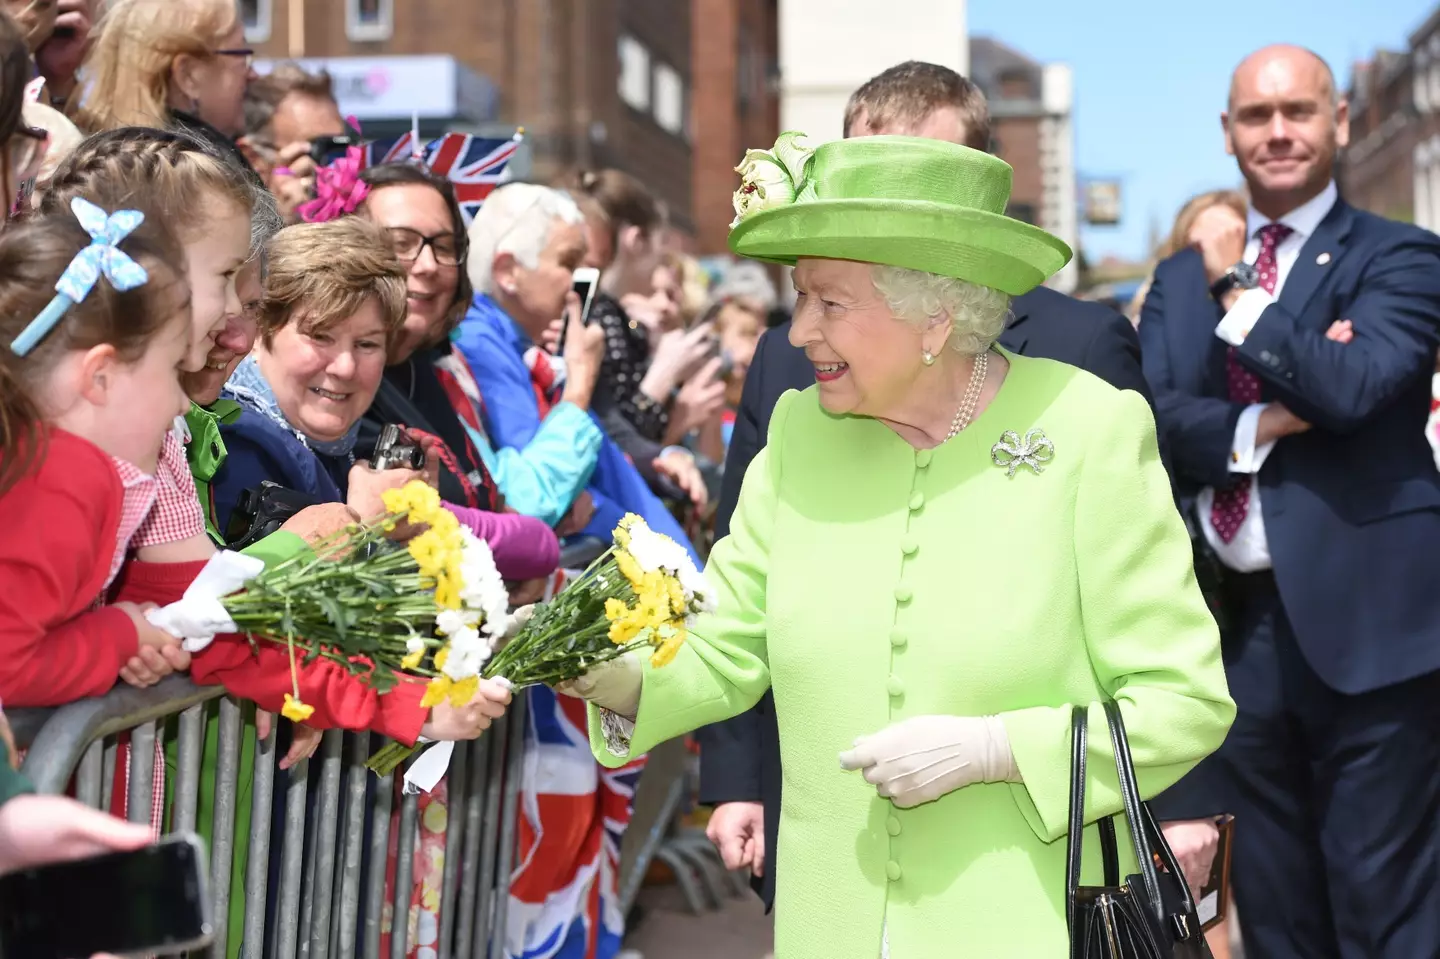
[695,286,1172,911]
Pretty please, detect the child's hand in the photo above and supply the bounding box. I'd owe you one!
[115,602,191,688]
[256,710,324,771]
[419,679,512,741]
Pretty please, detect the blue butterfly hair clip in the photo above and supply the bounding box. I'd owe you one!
[9,197,151,357]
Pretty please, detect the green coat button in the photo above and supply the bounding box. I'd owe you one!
[908,491,925,511]
[887,816,902,836]
[901,538,918,556]
[915,449,933,468]
[893,586,913,603]
[886,860,902,881]
[887,676,904,697]
[889,630,908,648]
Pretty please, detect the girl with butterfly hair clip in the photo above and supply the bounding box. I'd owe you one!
[0,199,196,706]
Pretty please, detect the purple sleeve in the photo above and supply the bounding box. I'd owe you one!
[443,502,561,581]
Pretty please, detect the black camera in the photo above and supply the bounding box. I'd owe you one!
[372,424,427,471]
[224,481,321,550]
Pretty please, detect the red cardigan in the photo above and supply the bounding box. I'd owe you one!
[0,429,426,744]
[0,429,139,706]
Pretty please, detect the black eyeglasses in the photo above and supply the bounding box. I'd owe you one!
[388,227,463,267]
[214,47,255,69]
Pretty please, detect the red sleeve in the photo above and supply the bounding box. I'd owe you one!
[119,558,431,745]
[110,557,204,607]
[190,639,429,745]
[0,445,137,707]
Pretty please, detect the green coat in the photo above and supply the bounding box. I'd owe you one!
[591,352,1235,958]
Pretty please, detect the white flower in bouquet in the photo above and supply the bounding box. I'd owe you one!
[457,529,511,639]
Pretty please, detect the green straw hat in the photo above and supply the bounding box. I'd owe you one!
[727,132,1073,296]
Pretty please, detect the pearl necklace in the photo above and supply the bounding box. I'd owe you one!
[945,349,990,441]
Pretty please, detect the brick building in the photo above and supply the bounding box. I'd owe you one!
[244,0,779,249]
[1406,8,1440,231]
[969,37,1078,292]
[1341,49,1417,223]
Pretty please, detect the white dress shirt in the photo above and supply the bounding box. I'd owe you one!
[1198,181,1338,572]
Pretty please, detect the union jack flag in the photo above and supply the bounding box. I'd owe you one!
[362,131,524,225]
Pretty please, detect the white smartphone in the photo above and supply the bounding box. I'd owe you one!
[556,267,601,354]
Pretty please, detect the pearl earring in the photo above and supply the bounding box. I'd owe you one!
[921,348,936,366]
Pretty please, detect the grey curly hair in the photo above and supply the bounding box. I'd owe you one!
[870,265,1011,355]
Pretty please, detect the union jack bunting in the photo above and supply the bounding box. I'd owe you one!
[362,131,524,224]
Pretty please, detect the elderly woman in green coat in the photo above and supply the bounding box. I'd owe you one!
[555,134,1236,958]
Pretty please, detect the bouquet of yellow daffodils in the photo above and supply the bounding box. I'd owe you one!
[364,513,711,777]
[485,513,714,686]
[150,481,511,728]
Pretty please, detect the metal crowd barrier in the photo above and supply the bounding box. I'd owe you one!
[12,676,529,959]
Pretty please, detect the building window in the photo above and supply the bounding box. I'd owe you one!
[1006,202,1037,224]
[653,62,686,137]
[240,0,271,42]
[618,35,651,111]
[346,0,394,42]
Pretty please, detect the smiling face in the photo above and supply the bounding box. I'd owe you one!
[255,299,389,443]
[180,198,250,373]
[181,257,261,406]
[1224,45,1347,212]
[787,257,930,418]
[363,183,461,362]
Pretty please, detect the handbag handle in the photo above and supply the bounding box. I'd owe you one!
[1101,700,1166,921]
[1066,704,1121,929]
[1102,700,1202,926]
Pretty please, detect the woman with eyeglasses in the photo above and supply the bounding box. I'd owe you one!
[71,0,260,186]
[355,162,572,586]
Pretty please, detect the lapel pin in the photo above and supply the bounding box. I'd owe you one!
[1316,252,1331,265]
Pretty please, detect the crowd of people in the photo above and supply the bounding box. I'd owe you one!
[0,1,771,957]
[0,3,1438,959]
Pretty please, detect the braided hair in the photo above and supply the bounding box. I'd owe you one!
[39,127,257,242]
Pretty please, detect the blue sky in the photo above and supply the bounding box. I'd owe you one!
[966,0,1436,261]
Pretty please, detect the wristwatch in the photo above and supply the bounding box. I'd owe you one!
[1209,262,1260,301]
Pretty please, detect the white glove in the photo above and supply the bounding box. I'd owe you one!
[493,604,536,654]
[146,551,266,652]
[838,715,1020,808]
[554,652,643,719]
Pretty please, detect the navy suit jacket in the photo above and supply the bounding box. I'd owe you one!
[696,286,1154,910]
[1140,200,1440,697]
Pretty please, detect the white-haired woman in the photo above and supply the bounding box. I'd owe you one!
[455,182,702,959]
[556,135,1235,958]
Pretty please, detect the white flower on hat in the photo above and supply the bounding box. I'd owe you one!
[731,131,815,226]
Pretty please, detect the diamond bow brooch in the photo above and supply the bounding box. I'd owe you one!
[990,428,1055,477]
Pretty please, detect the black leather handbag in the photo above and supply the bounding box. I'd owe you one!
[1067,701,1213,959]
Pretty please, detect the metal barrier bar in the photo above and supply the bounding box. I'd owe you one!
[242,722,278,959]
[390,787,420,959]
[453,735,492,959]
[489,698,529,959]
[126,720,156,826]
[210,699,243,956]
[437,739,471,958]
[334,731,370,959]
[9,614,662,959]
[173,704,205,835]
[307,729,345,959]
[17,675,224,792]
[362,764,394,959]
[275,754,310,959]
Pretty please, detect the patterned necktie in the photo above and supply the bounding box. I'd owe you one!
[1211,222,1293,543]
